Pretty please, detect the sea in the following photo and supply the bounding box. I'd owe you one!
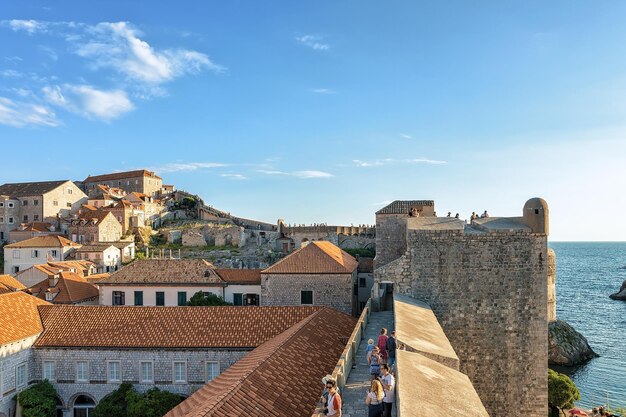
[550,242,626,410]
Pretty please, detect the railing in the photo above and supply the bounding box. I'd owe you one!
[311,298,372,416]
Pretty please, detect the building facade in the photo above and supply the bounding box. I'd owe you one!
[3,236,81,275]
[68,210,123,243]
[82,170,163,197]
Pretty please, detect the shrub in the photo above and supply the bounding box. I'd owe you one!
[127,388,184,417]
[548,369,580,415]
[92,382,134,417]
[187,290,232,306]
[18,380,58,417]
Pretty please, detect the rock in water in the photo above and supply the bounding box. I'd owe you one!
[548,320,598,366]
[609,280,626,300]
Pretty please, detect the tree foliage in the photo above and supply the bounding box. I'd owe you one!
[92,382,133,417]
[187,290,232,306]
[93,383,183,417]
[548,369,580,413]
[18,380,58,417]
[343,247,375,259]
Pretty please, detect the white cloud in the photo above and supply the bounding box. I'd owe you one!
[76,22,224,84]
[400,133,412,139]
[311,88,335,94]
[258,169,333,179]
[353,158,447,167]
[154,162,229,173]
[0,96,56,127]
[296,35,329,51]
[1,69,21,78]
[5,19,47,34]
[43,84,134,121]
[408,158,447,165]
[220,173,248,180]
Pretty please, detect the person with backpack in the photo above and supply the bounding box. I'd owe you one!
[321,378,342,416]
[369,346,382,377]
[365,378,385,417]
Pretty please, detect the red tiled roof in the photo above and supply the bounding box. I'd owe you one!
[28,271,99,304]
[84,169,162,183]
[4,235,80,248]
[99,259,223,285]
[14,222,55,232]
[72,209,116,225]
[214,269,261,284]
[35,305,321,349]
[262,241,358,274]
[0,274,27,290]
[165,308,356,417]
[0,292,50,345]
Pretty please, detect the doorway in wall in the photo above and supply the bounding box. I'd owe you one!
[73,395,96,417]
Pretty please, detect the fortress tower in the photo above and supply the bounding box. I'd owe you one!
[374,198,550,417]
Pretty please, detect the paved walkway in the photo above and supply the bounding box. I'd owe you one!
[341,310,397,417]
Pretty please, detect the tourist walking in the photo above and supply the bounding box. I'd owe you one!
[322,378,342,416]
[369,346,382,377]
[365,378,385,417]
[366,338,375,365]
[380,364,395,417]
[386,331,397,371]
[378,328,389,363]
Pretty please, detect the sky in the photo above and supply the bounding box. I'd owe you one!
[1,1,625,241]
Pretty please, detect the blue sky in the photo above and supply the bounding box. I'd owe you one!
[1,1,625,240]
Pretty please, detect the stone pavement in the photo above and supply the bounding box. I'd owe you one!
[341,310,396,417]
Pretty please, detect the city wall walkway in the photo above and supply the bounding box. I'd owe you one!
[341,310,397,417]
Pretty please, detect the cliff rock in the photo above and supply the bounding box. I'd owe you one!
[609,280,626,300]
[548,320,598,366]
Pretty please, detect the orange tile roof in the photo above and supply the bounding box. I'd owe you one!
[99,259,224,285]
[262,241,358,274]
[0,292,50,345]
[72,209,115,225]
[165,308,356,417]
[35,305,321,349]
[0,284,13,294]
[4,235,80,248]
[214,269,262,284]
[28,271,99,304]
[84,169,162,183]
[83,273,110,283]
[14,222,55,232]
[0,274,27,290]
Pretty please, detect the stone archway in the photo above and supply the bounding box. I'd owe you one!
[71,393,97,417]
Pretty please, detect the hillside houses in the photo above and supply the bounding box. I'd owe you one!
[3,236,81,275]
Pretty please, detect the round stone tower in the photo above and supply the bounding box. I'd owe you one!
[523,198,549,235]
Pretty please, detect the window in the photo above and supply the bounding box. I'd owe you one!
[23,215,28,222]
[0,202,3,207]
[173,361,186,383]
[12,266,19,274]
[8,217,14,224]
[134,291,143,306]
[67,188,73,195]
[31,250,39,258]
[140,361,153,383]
[107,361,121,382]
[66,202,72,208]
[34,214,39,221]
[76,361,89,382]
[16,363,27,388]
[12,250,20,259]
[22,200,28,206]
[112,291,125,305]
[156,291,165,306]
[8,202,14,208]
[206,362,220,381]
[45,292,54,301]
[0,217,3,223]
[177,291,187,306]
[50,250,58,257]
[301,290,313,305]
[43,360,55,381]
[359,277,367,288]
[233,293,243,306]
[34,199,39,206]
[53,200,58,206]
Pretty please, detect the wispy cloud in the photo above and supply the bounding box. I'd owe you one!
[5,19,47,34]
[311,88,335,94]
[220,173,248,180]
[153,162,229,173]
[42,84,134,121]
[0,96,56,127]
[258,169,334,179]
[295,35,329,51]
[353,157,447,167]
[400,133,412,139]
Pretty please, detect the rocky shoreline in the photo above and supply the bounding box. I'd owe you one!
[609,280,626,301]
[549,320,598,366]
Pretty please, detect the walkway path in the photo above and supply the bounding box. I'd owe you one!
[341,310,396,417]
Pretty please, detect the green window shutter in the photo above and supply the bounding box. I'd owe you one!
[177,291,187,306]
[156,291,165,306]
[233,293,243,306]
[134,291,143,306]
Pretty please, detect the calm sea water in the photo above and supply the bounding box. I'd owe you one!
[550,242,626,410]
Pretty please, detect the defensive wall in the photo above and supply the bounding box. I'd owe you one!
[279,223,376,250]
[373,198,550,417]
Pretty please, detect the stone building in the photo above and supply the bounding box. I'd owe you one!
[82,169,163,197]
[261,241,358,315]
[277,221,376,251]
[68,209,123,243]
[71,244,122,273]
[373,198,550,417]
[32,305,323,416]
[3,236,81,275]
[0,292,50,417]
[0,180,87,242]
[8,222,62,243]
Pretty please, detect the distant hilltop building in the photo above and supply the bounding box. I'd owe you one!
[82,169,165,197]
[374,198,551,417]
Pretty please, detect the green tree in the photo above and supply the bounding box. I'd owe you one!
[187,290,232,306]
[548,369,580,416]
[92,382,134,417]
[18,380,58,417]
[127,388,183,417]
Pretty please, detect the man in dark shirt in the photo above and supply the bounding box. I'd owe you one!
[386,330,397,372]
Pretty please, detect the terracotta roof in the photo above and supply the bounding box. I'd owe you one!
[72,209,116,225]
[0,284,13,294]
[165,308,356,417]
[4,235,80,248]
[0,180,69,197]
[0,274,27,290]
[358,257,374,273]
[101,241,134,249]
[214,269,262,284]
[83,273,110,283]
[28,271,99,304]
[262,241,358,274]
[84,169,162,183]
[34,305,321,348]
[98,259,223,285]
[375,200,435,215]
[74,244,118,253]
[0,292,49,345]
[13,222,55,232]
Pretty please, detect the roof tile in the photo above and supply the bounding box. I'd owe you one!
[262,241,357,274]
[0,292,50,345]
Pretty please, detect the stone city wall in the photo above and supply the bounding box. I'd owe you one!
[547,248,556,322]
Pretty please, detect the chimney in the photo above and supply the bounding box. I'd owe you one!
[49,274,59,287]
